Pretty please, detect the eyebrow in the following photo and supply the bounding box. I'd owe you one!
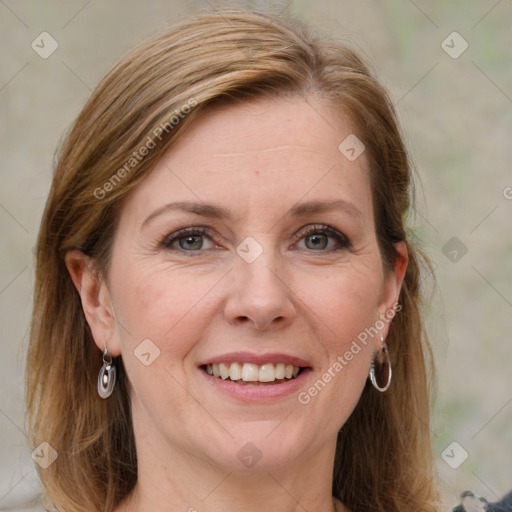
[141,199,363,229]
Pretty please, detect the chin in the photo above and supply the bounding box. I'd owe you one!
[197,420,317,472]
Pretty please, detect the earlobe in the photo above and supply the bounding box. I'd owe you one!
[64,250,121,356]
[377,241,408,339]
[393,241,409,296]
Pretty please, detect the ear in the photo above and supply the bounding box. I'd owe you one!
[65,250,122,357]
[376,241,408,341]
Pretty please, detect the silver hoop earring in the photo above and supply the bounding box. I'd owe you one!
[97,346,116,399]
[369,336,392,392]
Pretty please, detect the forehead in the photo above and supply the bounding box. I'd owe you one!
[167,95,361,164]
[120,95,373,228]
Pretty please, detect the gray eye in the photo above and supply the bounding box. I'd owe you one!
[305,233,329,250]
[179,235,204,250]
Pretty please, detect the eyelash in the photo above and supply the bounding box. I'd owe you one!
[160,224,351,253]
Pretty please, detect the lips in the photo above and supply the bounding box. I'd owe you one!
[200,351,311,368]
[200,364,312,402]
[198,351,312,387]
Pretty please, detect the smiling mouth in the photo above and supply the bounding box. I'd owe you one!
[201,362,305,385]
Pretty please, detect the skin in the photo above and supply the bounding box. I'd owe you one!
[66,95,407,512]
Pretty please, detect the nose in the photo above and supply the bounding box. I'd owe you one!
[223,246,296,331]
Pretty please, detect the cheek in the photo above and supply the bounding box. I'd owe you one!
[298,262,382,346]
[294,264,380,402]
[108,264,218,428]
[296,289,376,432]
[109,260,220,361]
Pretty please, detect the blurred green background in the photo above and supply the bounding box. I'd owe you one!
[1,1,511,510]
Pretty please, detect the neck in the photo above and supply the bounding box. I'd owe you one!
[123,471,343,512]
[117,414,343,512]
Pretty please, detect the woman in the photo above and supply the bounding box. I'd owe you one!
[26,9,439,512]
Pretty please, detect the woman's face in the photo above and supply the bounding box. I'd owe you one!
[89,96,406,472]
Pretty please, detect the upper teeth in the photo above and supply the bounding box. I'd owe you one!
[205,363,300,382]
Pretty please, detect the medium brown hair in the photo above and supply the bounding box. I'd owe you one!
[26,9,439,511]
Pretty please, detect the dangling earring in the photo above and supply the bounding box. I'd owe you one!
[369,335,392,392]
[97,346,116,399]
